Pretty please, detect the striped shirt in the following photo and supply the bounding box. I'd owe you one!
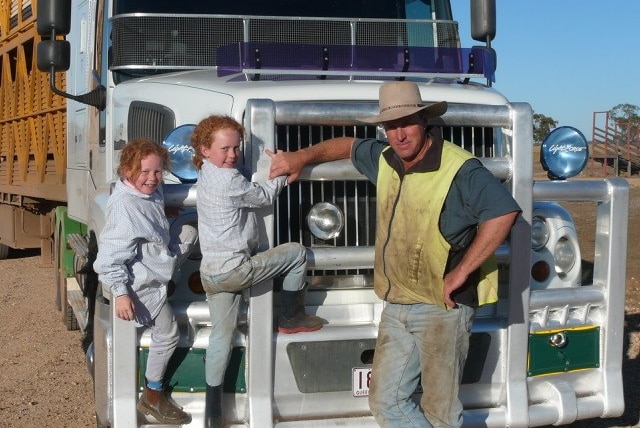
[93,179,176,325]
[197,159,286,276]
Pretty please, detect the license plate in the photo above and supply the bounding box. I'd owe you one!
[352,367,372,397]
[352,367,423,397]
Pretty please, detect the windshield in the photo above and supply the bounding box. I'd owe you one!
[110,0,463,83]
[113,0,449,20]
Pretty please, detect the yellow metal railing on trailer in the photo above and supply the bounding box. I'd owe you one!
[0,0,67,197]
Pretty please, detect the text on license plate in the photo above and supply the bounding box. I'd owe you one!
[352,367,372,397]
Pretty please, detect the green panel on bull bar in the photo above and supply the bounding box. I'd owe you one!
[138,347,246,393]
[527,326,600,376]
[287,339,377,393]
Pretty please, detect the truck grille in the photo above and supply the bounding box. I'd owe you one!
[273,124,377,286]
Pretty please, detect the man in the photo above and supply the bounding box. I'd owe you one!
[268,81,521,427]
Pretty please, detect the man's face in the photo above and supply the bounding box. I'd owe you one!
[383,112,428,166]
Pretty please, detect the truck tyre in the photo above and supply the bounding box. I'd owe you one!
[0,243,9,259]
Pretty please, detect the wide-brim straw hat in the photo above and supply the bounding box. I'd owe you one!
[359,81,448,124]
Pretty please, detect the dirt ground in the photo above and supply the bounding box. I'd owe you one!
[0,179,638,428]
[0,249,95,427]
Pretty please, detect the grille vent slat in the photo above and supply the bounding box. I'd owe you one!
[127,102,176,145]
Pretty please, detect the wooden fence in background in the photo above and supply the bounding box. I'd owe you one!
[588,111,640,177]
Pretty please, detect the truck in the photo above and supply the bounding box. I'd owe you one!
[0,0,629,426]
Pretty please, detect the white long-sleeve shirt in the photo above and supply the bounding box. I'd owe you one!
[197,160,286,276]
[93,180,176,324]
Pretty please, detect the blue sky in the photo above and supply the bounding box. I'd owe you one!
[451,0,640,140]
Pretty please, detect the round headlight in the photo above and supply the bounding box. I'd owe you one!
[540,126,589,180]
[554,237,576,275]
[307,202,344,240]
[163,124,197,182]
[531,217,549,250]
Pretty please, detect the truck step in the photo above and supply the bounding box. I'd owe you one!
[67,278,89,331]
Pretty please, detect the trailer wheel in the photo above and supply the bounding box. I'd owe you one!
[0,243,9,259]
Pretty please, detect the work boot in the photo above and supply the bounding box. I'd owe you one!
[278,285,324,334]
[205,384,224,428]
[137,386,189,424]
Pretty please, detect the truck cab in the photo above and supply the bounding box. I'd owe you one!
[34,0,629,426]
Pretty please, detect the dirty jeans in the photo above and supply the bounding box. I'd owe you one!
[369,302,475,428]
[143,301,180,385]
[201,243,306,386]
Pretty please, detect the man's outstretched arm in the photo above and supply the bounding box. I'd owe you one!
[267,137,355,183]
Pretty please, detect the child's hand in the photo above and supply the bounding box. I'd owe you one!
[115,295,136,321]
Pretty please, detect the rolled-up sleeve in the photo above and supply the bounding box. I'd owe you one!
[351,138,386,184]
